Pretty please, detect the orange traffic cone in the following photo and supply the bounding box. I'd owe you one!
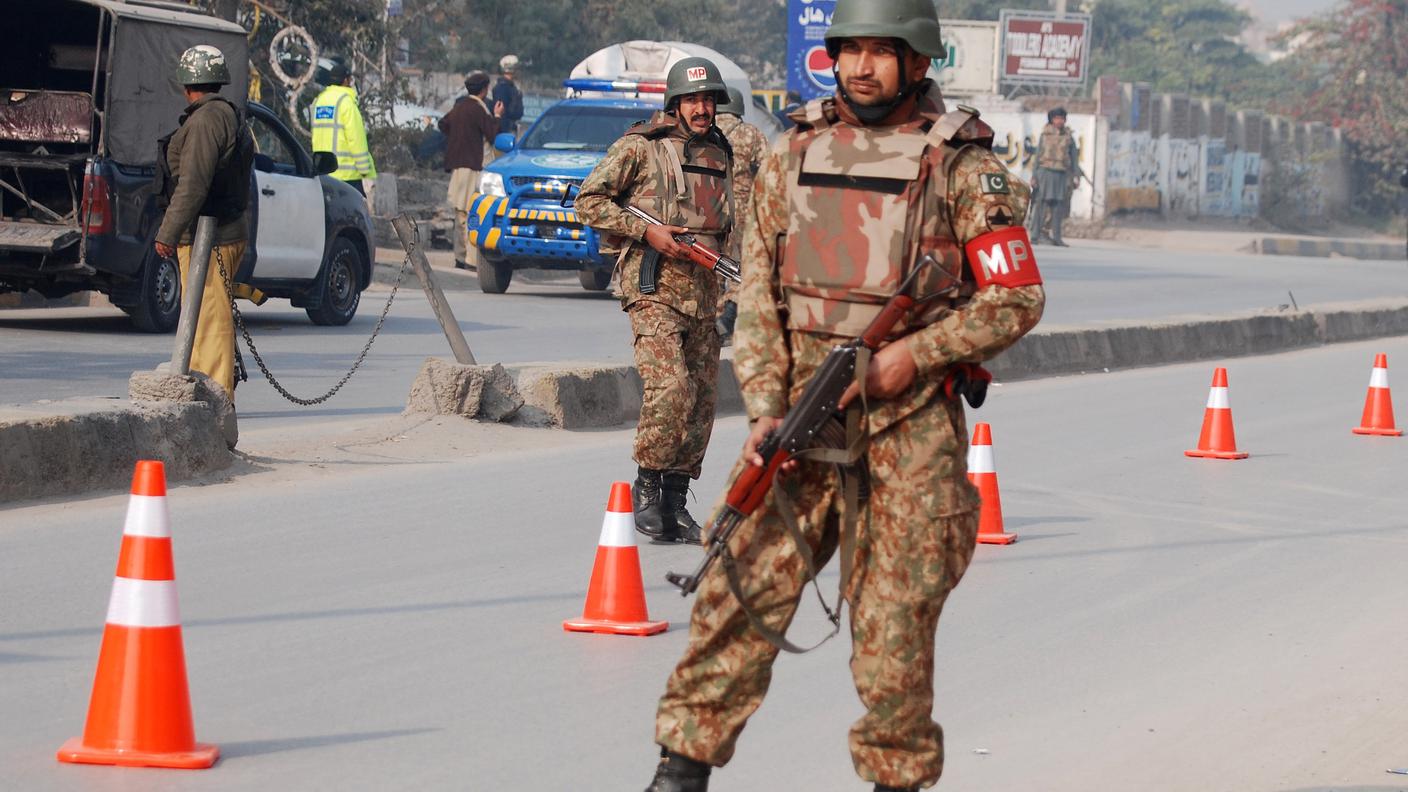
[967,423,1017,545]
[1185,367,1250,460]
[563,482,668,636]
[1352,353,1402,436]
[58,460,219,769]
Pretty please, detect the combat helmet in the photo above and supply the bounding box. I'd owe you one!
[663,57,729,109]
[718,87,748,117]
[824,0,947,60]
[176,45,231,86]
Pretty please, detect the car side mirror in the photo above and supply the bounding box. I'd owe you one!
[313,151,338,175]
[494,133,516,153]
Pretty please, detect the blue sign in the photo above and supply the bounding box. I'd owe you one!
[787,0,836,102]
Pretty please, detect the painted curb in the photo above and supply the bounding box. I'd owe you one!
[1256,237,1405,261]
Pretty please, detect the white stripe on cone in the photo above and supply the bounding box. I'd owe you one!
[967,443,996,475]
[596,511,637,548]
[1205,386,1231,409]
[105,578,181,627]
[122,495,171,538]
[1370,367,1390,389]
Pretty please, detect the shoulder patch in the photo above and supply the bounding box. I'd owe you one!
[979,173,1011,195]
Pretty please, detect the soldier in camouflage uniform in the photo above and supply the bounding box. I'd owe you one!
[644,2,1045,790]
[575,57,735,545]
[1027,107,1081,246]
[714,87,770,345]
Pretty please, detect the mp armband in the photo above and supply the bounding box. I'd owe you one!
[964,226,1043,289]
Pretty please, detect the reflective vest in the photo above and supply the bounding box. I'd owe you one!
[311,85,376,182]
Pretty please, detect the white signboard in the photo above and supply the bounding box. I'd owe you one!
[929,20,1000,96]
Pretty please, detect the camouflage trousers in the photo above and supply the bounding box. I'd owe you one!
[655,398,980,788]
[630,300,721,478]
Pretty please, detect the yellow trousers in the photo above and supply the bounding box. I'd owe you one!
[176,241,246,400]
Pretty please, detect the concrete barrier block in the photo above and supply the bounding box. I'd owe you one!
[0,399,232,504]
[405,358,523,422]
[129,370,238,449]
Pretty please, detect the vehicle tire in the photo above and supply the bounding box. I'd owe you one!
[305,237,363,326]
[128,252,182,333]
[478,253,513,294]
[579,268,612,291]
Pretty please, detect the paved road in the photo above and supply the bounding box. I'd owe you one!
[4,243,1407,427]
[3,337,1405,790]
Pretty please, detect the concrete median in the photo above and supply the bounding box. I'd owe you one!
[0,398,232,504]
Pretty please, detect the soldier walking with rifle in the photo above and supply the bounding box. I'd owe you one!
[575,57,736,546]
[642,1,1045,790]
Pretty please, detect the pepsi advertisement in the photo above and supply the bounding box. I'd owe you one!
[787,0,837,102]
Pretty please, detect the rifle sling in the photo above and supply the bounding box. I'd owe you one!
[720,348,871,655]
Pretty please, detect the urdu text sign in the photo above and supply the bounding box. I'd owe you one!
[1001,15,1089,85]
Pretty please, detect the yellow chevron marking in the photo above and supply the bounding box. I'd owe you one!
[485,228,502,250]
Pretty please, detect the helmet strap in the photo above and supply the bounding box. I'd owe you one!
[833,39,924,125]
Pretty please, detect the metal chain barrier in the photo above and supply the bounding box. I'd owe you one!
[211,242,411,406]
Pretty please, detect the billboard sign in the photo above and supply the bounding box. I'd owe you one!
[999,10,1091,86]
[786,0,837,102]
[929,20,1000,96]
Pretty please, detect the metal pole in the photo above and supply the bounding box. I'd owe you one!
[170,215,218,376]
[391,214,477,365]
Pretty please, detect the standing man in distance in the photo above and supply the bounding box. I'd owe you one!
[574,57,735,546]
[439,70,503,269]
[713,86,769,346]
[643,1,1045,790]
[311,56,377,205]
[153,44,254,402]
[492,55,525,138]
[1027,106,1081,246]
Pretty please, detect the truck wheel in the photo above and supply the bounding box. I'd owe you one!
[579,269,611,291]
[478,254,513,294]
[306,237,363,326]
[128,253,182,333]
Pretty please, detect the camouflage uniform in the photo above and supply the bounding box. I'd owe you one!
[1028,123,1080,244]
[714,113,769,332]
[574,111,733,478]
[654,84,1045,788]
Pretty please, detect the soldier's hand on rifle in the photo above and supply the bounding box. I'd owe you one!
[644,223,690,260]
[745,415,799,472]
[839,340,917,409]
[154,241,176,259]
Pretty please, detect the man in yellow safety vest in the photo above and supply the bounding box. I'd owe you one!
[311,56,377,203]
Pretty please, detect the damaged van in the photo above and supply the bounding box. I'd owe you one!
[0,0,374,331]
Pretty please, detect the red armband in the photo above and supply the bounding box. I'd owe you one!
[964,226,1043,289]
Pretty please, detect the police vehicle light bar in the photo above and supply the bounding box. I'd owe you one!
[563,78,667,94]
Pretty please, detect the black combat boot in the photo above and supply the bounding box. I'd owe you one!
[659,472,704,545]
[633,468,674,539]
[644,747,711,792]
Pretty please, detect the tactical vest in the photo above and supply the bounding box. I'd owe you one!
[779,98,988,338]
[155,96,254,223]
[623,118,734,248]
[1037,126,1072,171]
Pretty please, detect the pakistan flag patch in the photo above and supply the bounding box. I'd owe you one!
[979,173,1011,195]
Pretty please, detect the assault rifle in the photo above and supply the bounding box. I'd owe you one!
[665,257,962,596]
[624,205,742,292]
[561,184,742,293]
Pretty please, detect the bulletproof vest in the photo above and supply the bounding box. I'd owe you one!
[1037,126,1072,171]
[623,116,734,247]
[155,96,255,222]
[779,98,988,338]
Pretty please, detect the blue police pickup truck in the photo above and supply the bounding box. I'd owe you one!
[465,80,662,294]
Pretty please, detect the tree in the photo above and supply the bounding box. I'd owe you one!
[1273,0,1408,213]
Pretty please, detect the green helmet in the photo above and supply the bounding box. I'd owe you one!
[176,44,232,86]
[824,0,947,60]
[664,57,729,108]
[718,87,748,117]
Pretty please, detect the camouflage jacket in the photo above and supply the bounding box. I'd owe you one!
[734,86,1046,436]
[574,112,734,319]
[717,114,769,260]
[1037,123,1079,172]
